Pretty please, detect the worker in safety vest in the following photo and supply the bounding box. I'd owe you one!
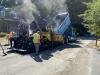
[32,31,41,55]
[8,31,16,48]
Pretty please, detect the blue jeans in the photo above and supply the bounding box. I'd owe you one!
[34,43,40,54]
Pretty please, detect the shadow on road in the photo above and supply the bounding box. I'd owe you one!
[6,43,81,62]
[30,54,43,62]
[79,36,95,40]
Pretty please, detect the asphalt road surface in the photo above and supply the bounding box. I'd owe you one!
[0,39,93,75]
[92,48,100,75]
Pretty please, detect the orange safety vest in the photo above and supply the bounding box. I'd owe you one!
[8,32,14,39]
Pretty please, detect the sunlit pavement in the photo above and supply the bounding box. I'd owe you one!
[0,38,95,75]
[92,48,100,75]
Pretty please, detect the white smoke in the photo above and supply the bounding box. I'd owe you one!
[32,0,67,22]
[12,0,67,34]
[14,0,67,23]
[13,0,39,34]
[40,0,66,12]
[20,0,39,24]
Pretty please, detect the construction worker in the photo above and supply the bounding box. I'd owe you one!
[32,31,41,55]
[8,31,15,48]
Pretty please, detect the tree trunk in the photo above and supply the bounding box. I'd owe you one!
[96,37,98,46]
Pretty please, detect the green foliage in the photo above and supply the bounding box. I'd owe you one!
[66,0,92,24]
[80,0,100,36]
[0,0,22,7]
[66,0,92,35]
[0,19,5,32]
[0,32,7,37]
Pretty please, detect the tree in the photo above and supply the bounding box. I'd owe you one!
[0,0,22,7]
[80,0,100,46]
[66,0,92,35]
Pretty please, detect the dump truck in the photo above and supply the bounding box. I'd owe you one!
[13,12,76,52]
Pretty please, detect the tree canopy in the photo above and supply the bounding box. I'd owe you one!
[80,0,100,37]
[66,0,92,35]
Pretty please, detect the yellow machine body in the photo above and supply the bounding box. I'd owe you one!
[40,32,64,43]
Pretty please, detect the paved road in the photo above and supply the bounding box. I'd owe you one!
[92,48,100,75]
[0,40,92,75]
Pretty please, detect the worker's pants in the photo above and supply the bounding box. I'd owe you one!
[9,38,14,48]
[34,43,40,54]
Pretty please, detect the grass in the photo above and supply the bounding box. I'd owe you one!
[0,32,7,37]
[0,37,8,45]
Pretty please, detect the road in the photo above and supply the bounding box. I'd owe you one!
[92,47,100,75]
[0,39,93,75]
[80,39,100,75]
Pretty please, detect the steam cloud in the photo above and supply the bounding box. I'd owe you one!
[15,0,67,23]
[5,0,67,34]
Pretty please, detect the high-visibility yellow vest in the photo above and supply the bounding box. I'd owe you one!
[32,33,40,43]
